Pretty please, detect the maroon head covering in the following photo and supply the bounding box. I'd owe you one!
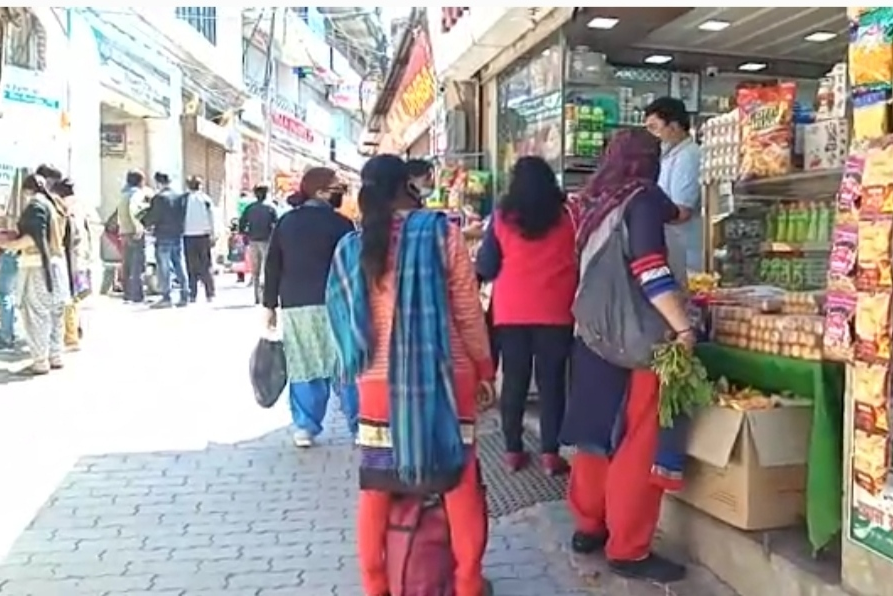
[574,128,662,251]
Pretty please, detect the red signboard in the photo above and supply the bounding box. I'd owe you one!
[386,30,436,149]
[271,110,315,144]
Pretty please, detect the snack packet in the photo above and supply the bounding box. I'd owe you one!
[855,291,893,361]
[854,429,887,495]
[850,20,893,88]
[853,361,889,434]
[838,150,867,222]
[856,217,893,289]
[853,89,891,141]
[828,223,858,291]
[823,290,857,361]
[738,83,795,180]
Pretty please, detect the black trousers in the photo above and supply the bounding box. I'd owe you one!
[183,235,216,300]
[498,324,573,454]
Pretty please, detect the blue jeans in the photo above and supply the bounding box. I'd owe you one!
[155,237,188,302]
[0,252,18,343]
[122,235,146,303]
[288,378,359,437]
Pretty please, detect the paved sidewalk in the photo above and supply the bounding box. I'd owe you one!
[0,286,735,595]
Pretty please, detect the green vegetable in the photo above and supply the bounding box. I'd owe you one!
[651,343,714,428]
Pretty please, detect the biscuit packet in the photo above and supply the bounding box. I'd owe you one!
[828,223,858,291]
[823,290,858,361]
[855,291,893,362]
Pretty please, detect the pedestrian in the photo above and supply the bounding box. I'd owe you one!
[117,170,149,304]
[0,242,17,349]
[143,172,188,308]
[182,175,217,303]
[562,129,691,583]
[238,184,277,304]
[406,158,435,202]
[263,167,358,448]
[326,155,495,596]
[55,177,91,349]
[475,156,577,476]
[0,174,72,375]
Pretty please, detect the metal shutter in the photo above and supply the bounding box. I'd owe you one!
[182,131,226,206]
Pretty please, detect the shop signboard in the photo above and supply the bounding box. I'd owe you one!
[270,108,330,161]
[1,66,61,112]
[385,30,436,151]
[850,480,893,561]
[92,26,171,117]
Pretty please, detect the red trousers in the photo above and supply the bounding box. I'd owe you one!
[567,369,665,561]
[356,376,486,596]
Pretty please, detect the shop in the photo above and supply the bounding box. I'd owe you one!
[181,114,232,203]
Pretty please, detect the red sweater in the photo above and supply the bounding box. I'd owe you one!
[491,212,577,326]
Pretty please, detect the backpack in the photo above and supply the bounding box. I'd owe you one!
[387,495,455,596]
[572,197,672,369]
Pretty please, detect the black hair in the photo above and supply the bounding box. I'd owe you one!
[253,184,269,201]
[186,175,203,191]
[56,178,75,198]
[22,173,47,194]
[125,170,145,187]
[35,163,62,182]
[358,154,409,284]
[500,156,565,240]
[644,96,691,132]
[405,158,433,179]
[154,171,170,185]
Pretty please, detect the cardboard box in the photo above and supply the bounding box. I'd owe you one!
[803,119,848,171]
[676,405,813,530]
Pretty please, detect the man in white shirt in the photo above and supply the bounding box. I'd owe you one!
[182,175,217,302]
[644,97,703,276]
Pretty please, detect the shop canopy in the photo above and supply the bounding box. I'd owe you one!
[569,7,846,78]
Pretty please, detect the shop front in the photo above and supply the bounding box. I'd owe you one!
[181,113,234,205]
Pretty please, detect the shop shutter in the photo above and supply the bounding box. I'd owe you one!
[182,130,206,189]
[182,131,226,206]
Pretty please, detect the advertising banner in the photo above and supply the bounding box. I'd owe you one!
[385,29,436,151]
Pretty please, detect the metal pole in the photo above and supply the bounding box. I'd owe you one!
[261,7,278,185]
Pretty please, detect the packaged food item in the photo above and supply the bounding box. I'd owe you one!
[823,291,858,361]
[803,119,849,171]
[853,361,890,433]
[856,291,893,361]
[838,150,867,221]
[738,83,796,180]
[828,224,858,291]
[856,218,893,289]
[852,89,890,141]
[850,21,893,88]
[860,136,893,217]
[853,429,888,495]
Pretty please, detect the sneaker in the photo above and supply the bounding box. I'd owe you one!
[609,553,687,583]
[151,299,172,309]
[571,530,608,554]
[541,453,570,476]
[292,430,314,448]
[503,452,529,472]
[49,358,64,370]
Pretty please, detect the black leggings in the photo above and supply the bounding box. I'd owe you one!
[183,235,216,300]
[497,324,573,455]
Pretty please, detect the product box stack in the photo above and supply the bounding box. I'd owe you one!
[833,7,893,558]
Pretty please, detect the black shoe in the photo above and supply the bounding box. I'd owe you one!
[608,553,686,583]
[571,531,608,554]
[150,299,172,309]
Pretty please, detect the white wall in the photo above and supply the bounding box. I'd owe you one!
[67,9,102,217]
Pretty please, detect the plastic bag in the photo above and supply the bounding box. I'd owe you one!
[249,336,287,408]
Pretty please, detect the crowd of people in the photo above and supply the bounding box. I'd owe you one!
[0,165,91,375]
[256,96,701,595]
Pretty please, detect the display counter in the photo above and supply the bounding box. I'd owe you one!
[695,343,844,551]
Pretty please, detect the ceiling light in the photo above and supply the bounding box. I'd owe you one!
[804,31,837,42]
[644,54,673,65]
[699,20,730,32]
[587,17,619,30]
[738,62,767,72]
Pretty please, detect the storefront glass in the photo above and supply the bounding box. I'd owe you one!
[495,35,563,192]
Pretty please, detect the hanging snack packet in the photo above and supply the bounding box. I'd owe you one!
[854,429,887,496]
[828,223,858,291]
[853,361,890,434]
[853,89,891,141]
[856,217,893,289]
[860,135,893,216]
[838,149,867,222]
[855,291,893,361]
[850,20,893,88]
[823,290,858,361]
[738,83,795,180]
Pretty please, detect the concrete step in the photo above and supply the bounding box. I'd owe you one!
[659,496,850,596]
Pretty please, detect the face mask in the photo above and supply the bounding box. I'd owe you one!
[329,191,344,209]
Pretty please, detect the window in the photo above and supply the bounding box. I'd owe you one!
[175,7,217,46]
[4,11,45,71]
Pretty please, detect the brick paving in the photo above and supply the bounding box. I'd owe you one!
[0,286,735,595]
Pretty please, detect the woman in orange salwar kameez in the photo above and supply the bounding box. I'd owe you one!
[327,154,495,596]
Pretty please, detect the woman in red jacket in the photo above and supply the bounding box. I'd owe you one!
[476,156,577,475]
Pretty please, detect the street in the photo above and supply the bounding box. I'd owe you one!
[0,282,733,596]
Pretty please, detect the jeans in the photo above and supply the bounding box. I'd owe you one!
[155,237,188,303]
[288,378,359,438]
[0,252,18,343]
[122,235,146,303]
